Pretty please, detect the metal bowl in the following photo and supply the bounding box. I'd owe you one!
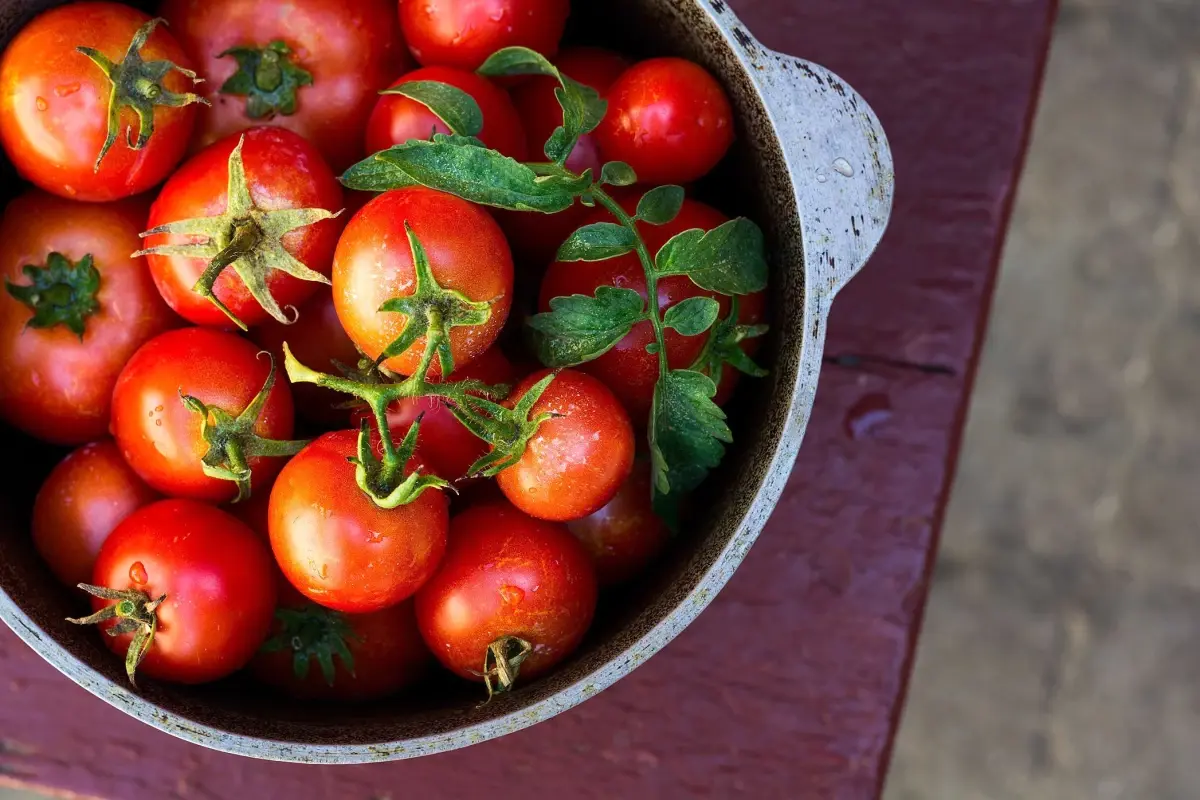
[0,0,893,762]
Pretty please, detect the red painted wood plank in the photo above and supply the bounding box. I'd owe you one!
[0,0,1056,797]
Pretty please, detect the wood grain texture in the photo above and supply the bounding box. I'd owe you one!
[0,0,1056,797]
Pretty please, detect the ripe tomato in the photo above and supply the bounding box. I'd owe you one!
[399,0,570,72]
[365,66,526,160]
[160,0,409,172]
[78,498,277,684]
[538,196,730,420]
[33,440,159,588]
[350,347,519,482]
[497,369,634,521]
[332,187,513,378]
[269,429,450,613]
[141,127,345,329]
[0,3,201,202]
[597,58,734,185]
[252,582,430,701]
[415,501,596,687]
[712,289,767,407]
[111,327,296,502]
[252,290,361,426]
[566,461,667,586]
[0,191,178,445]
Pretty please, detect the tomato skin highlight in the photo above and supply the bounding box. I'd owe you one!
[0,191,179,445]
[160,0,410,172]
[88,498,277,684]
[332,187,513,378]
[415,500,597,682]
[0,2,200,201]
[269,429,450,614]
[399,0,570,72]
[33,440,159,588]
[142,127,345,329]
[596,57,734,186]
[365,66,527,160]
[497,369,635,522]
[110,327,296,502]
[567,461,667,586]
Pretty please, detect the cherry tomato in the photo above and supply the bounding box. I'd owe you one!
[538,196,730,420]
[566,461,667,586]
[252,582,430,701]
[252,290,361,426]
[111,327,296,502]
[712,289,767,407]
[160,0,409,172]
[399,0,570,72]
[0,3,201,201]
[80,499,276,684]
[350,347,519,482]
[33,440,159,587]
[332,187,513,378]
[0,191,178,445]
[415,501,596,685]
[597,58,734,185]
[269,429,450,613]
[497,369,634,521]
[142,127,345,329]
[365,66,526,160]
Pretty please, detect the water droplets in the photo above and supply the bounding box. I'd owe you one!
[831,158,855,177]
[843,393,892,439]
[34,97,47,111]
[498,585,524,606]
[128,561,148,585]
[54,82,80,98]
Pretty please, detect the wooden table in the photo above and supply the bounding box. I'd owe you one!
[0,1,1056,797]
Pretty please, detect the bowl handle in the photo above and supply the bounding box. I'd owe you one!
[753,48,895,300]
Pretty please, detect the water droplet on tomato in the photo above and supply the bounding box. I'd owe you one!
[34,97,47,111]
[129,561,147,584]
[62,185,76,196]
[155,419,162,427]
[154,405,164,412]
[54,82,80,97]
[498,585,524,605]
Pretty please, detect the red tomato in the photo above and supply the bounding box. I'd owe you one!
[566,461,667,586]
[597,58,734,185]
[269,429,450,613]
[332,187,513,378]
[160,0,409,172]
[142,127,345,329]
[497,369,634,521]
[83,499,277,684]
[228,477,272,540]
[111,327,296,502]
[538,196,730,421]
[415,501,596,685]
[252,583,430,701]
[365,66,526,160]
[350,347,519,481]
[32,440,159,588]
[712,289,767,407]
[0,3,201,201]
[252,290,361,426]
[399,0,570,72]
[0,191,178,445]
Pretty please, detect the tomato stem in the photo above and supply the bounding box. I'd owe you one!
[479,635,533,703]
[67,583,167,687]
[4,252,101,338]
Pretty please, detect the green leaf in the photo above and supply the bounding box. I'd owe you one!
[5,252,101,338]
[663,296,720,336]
[650,370,732,513]
[556,222,636,261]
[341,135,589,212]
[654,218,769,295]
[477,46,560,78]
[527,286,646,367]
[636,185,685,225]
[381,80,484,138]
[690,296,770,380]
[600,161,637,186]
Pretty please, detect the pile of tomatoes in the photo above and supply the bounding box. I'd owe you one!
[0,0,766,702]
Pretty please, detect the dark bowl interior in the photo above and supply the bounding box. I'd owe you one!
[0,0,805,757]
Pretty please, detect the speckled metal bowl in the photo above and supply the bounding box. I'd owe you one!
[0,0,893,763]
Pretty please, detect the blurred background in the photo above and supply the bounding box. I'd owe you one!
[885,1,1200,798]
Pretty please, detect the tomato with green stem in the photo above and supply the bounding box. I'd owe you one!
[138,127,345,330]
[252,582,430,701]
[566,461,667,586]
[0,190,178,445]
[33,440,159,588]
[111,327,303,503]
[399,0,570,72]
[365,66,526,160]
[0,4,206,202]
[268,428,450,614]
[68,498,277,686]
[160,0,409,172]
[414,500,596,698]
